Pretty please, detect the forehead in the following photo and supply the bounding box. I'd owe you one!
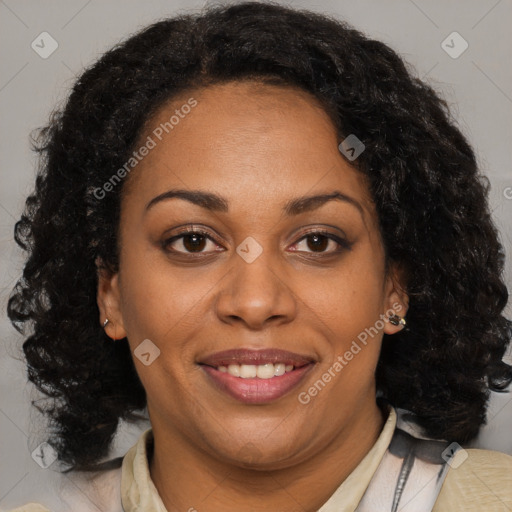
[121,80,375,222]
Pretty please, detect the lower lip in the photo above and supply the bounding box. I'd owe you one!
[200,364,315,404]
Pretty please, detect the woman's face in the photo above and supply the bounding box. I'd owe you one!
[98,80,407,469]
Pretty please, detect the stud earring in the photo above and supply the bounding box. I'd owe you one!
[389,314,406,327]
[103,318,110,328]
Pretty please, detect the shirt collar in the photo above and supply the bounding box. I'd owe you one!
[121,404,396,512]
[318,403,397,511]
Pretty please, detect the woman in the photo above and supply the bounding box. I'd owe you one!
[6,2,512,511]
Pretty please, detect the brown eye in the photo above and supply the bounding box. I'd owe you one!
[304,233,330,252]
[162,229,219,254]
[292,231,352,255]
[181,233,208,252]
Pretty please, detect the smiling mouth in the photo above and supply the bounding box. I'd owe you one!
[199,361,315,404]
[202,362,303,379]
[197,347,317,403]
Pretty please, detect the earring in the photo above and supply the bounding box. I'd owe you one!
[389,314,406,327]
[103,318,110,328]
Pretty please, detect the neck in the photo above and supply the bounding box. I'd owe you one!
[149,399,387,512]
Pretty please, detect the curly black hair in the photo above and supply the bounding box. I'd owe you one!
[7,1,512,472]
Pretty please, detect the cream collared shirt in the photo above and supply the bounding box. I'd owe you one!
[8,406,512,511]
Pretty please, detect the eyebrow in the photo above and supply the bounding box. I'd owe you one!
[145,188,364,218]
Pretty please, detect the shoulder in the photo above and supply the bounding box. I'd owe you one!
[433,448,512,511]
[4,458,123,512]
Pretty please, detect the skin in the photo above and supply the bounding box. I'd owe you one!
[97,80,408,512]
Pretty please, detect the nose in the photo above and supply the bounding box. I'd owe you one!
[214,244,298,330]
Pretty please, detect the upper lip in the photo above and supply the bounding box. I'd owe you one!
[198,348,316,368]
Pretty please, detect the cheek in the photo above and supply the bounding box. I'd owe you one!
[118,245,218,352]
[308,254,385,331]
[303,249,386,387]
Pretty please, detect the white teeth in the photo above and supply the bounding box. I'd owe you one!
[228,364,240,377]
[273,363,286,376]
[240,364,257,378]
[217,363,296,378]
[257,363,275,379]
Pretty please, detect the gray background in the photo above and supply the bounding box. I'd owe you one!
[1,0,511,509]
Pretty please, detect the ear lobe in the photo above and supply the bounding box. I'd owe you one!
[383,264,409,335]
[96,258,127,340]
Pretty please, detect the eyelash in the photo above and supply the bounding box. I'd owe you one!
[161,227,352,257]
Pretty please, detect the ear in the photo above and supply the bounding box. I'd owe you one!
[96,257,127,340]
[382,262,409,336]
